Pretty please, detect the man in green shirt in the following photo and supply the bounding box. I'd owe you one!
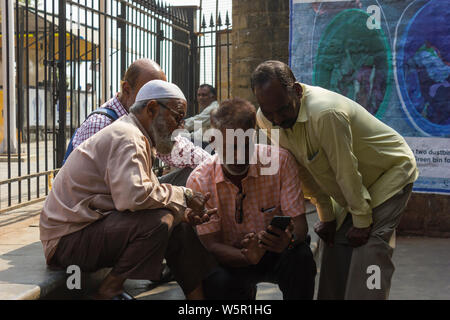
[252,60,418,300]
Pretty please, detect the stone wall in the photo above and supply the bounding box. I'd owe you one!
[231,0,290,104]
[398,193,450,238]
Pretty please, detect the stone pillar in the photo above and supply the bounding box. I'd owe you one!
[231,0,289,104]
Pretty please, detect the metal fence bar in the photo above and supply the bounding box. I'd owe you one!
[198,9,232,105]
[5,0,12,207]
[0,1,231,212]
[0,170,61,185]
[57,0,67,167]
[25,1,31,202]
[44,0,50,196]
[35,0,40,199]
[15,0,22,202]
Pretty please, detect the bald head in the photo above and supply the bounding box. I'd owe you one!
[119,59,167,110]
[123,59,166,87]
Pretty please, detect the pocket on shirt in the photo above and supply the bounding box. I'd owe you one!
[260,205,281,228]
[307,148,331,175]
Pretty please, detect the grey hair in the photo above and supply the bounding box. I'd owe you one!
[129,98,171,114]
[210,98,256,130]
[250,60,297,92]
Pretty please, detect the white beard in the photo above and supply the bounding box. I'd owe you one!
[150,113,175,154]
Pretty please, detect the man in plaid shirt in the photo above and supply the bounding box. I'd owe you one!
[72,58,211,170]
[187,98,316,299]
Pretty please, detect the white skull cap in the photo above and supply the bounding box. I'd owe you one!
[135,79,186,103]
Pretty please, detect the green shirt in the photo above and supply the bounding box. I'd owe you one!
[256,83,418,229]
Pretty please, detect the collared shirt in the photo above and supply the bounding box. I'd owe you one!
[185,101,219,142]
[256,83,419,229]
[72,93,209,168]
[157,135,212,169]
[187,144,305,248]
[40,113,187,264]
[72,94,128,148]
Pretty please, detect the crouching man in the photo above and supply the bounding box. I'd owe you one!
[187,98,317,300]
[40,80,217,300]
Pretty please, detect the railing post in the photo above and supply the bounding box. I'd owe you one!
[100,0,110,102]
[187,7,199,117]
[118,1,127,79]
[1,0,17,155]
[56,0,67,168]
[156,20,163,66]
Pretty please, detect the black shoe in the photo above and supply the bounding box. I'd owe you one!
[152,264,175,284]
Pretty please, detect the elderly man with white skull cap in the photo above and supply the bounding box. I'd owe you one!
[40,80,218,300]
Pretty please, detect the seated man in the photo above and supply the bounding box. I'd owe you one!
[71,58,211,186]
[40,80,217,300]
[186,98,317,300]
[184,84,219,147]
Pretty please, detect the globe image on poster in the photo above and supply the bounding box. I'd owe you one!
[396,0,450,136]
[313,9,392,119]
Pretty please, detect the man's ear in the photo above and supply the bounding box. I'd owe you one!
[293,82,303,98]
[145,100,160,121]
[121,81,132,96]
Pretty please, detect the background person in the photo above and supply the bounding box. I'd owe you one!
[185,84,219,146]
[71,58,211,181]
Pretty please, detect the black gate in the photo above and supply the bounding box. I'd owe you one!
[0,0,198,212]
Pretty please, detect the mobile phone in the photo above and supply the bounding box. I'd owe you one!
[268,216,291,235]
[259,216,292,246]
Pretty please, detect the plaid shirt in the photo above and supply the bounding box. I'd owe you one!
[187,144,305,248]
[72,95,127,148]
[157,135,212,169]
[72,93,211,169]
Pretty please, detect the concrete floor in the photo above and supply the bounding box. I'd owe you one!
[389,236,450,300]
[1,204,449,300]
[124,236,450,300]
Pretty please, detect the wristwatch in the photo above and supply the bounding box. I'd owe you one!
[288,233,300,250]
[183,187,194,204]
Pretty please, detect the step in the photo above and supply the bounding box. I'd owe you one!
[0,202,109,299]
[0,202,320,300]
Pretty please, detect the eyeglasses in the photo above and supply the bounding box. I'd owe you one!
[157,101,185,127]
[235,192,246,224]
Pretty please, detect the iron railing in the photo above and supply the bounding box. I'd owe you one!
[197,9,232,107]
[0,0,232,212]
[0,0,199,211]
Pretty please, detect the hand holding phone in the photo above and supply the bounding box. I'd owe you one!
[267,216,292,235]
[258,215,293,253]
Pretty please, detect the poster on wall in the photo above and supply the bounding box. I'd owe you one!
[289,0,450,195]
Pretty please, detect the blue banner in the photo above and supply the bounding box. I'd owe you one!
[289,0,450,194]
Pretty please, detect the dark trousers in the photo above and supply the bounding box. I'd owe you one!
[318,183,414,300]
[203,242,317,300]
[51,208,217,295]
[158,167,193,186]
